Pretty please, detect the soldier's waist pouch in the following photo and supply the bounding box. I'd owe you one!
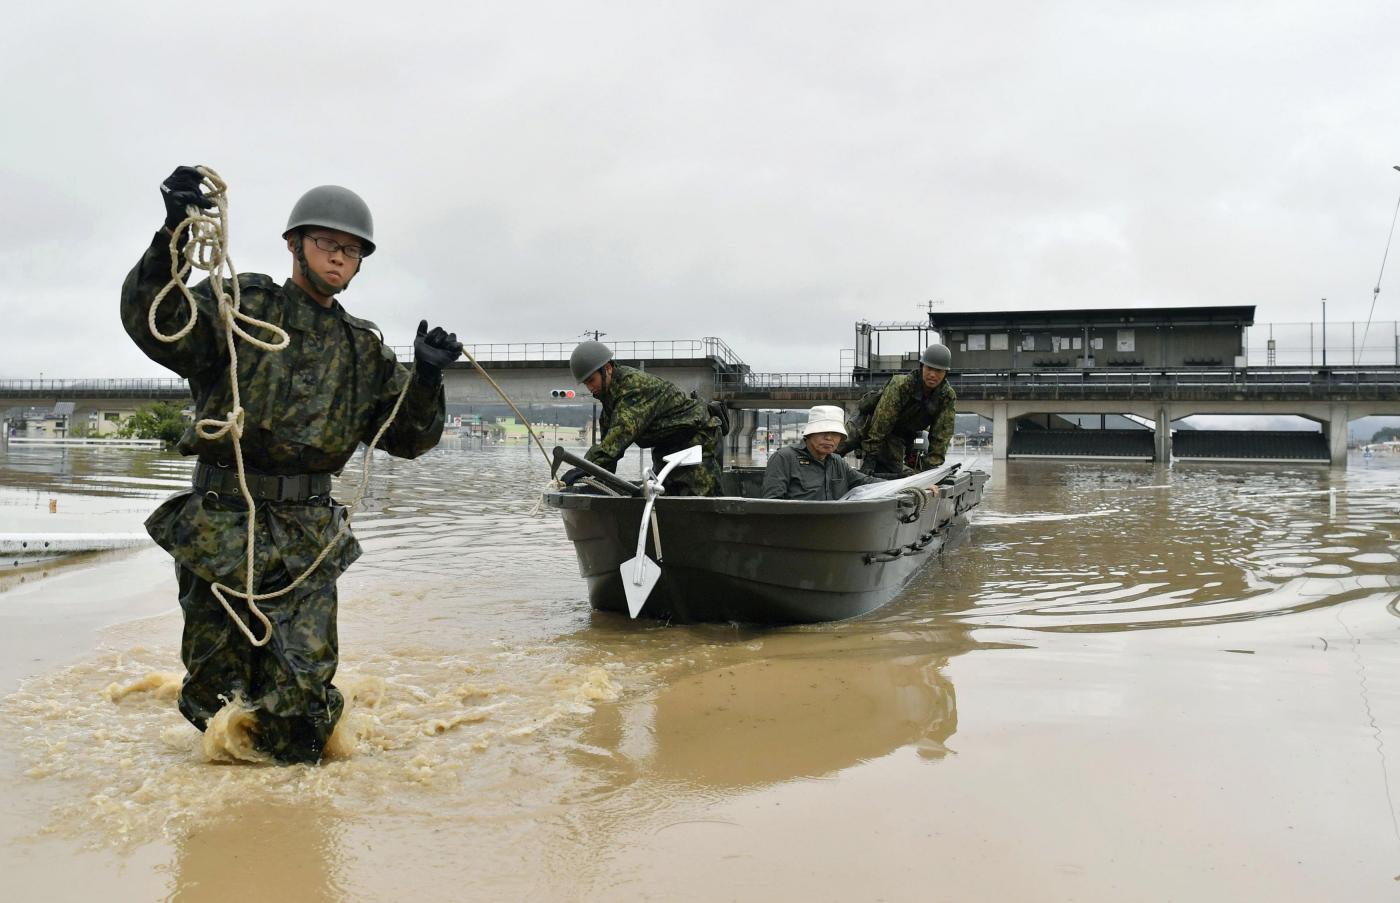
[146,489,361,588]
[193,461,333,503]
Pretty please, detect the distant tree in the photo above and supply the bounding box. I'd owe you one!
[117,402,190,448]
[67,422,93,439]
[1371,426,1400,444]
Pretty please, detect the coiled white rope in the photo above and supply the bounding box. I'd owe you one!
[151,167,411,647]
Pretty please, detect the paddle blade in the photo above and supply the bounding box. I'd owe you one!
[620,553,661,618]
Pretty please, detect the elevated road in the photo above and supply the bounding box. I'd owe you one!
[7,355,1398,467]
[714,366,1400,466]
[0,337,748,426]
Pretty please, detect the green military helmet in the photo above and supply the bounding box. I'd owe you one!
[570,340,613,382]
[283,185,376,255]
[919,343,952,371]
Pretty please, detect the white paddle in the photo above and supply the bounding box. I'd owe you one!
[621,445,704,618]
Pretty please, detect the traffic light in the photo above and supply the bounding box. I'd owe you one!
[550,389,576,398]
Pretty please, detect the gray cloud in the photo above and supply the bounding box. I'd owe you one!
[3,0,1399,378]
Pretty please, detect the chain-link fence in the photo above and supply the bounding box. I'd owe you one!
[1246,320,1400,366]
[386,337,748,368]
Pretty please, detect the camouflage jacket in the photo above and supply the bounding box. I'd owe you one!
[121,228,445,585]
[587,365,716,471]
[861,369,957,466]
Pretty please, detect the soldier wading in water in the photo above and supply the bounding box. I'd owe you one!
[838,343,957,477]
[121,166,463,764]
[559,341,726,496]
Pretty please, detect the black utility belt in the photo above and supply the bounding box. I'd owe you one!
[193,461,333,503]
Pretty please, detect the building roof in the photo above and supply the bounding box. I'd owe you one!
[927,305,1256,331]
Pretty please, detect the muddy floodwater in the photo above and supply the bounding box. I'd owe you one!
[1,441,1398,901]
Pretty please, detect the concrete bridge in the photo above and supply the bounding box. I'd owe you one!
[6,342,1399,467]
[712,366,1400,467]
[0,338,748,440]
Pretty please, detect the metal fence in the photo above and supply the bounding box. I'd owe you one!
[1243,320,1396,367]
[0,378,187,397]
[717,366,1400,401]
[386,337,748,369]
[717,372,858,390]
[947,367,1400,398]
[7,437,164,447]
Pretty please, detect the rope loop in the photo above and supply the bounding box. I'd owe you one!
[895,486,930,523]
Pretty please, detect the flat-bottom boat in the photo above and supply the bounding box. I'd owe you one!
[544,448,988,624]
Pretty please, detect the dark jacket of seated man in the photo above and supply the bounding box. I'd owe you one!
[760,405,883,501]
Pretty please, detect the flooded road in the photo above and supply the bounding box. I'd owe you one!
[1,442,1398,901]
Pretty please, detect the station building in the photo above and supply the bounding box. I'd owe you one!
[855,305,1255,376]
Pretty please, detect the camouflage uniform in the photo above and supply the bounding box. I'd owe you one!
[586,365,724,497]
[838,369,957,476]
[121,228,444,763]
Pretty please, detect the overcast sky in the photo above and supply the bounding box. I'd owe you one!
[3,0,1399,378]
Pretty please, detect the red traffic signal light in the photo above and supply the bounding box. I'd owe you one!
[550,389,576,399]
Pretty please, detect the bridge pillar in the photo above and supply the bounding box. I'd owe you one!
[1154,405,1172,463]
[1327,403,1349,468]
[991,403,1009,460]
[729,409,758,460]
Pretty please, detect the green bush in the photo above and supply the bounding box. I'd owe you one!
[116,402,191,448]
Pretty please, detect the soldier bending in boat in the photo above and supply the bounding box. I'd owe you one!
[838,343,957,477]
[560,340,725,496]
[121,166,463,764]
[761,405,883,500]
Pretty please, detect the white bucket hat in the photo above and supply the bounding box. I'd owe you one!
[802,404,848,438]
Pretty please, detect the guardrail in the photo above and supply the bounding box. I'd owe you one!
[0,378,187,397]
[717,372,857,389]
[947,367,1400,399]
[1245,320,1400,367]
[387,337,748,369]
[716,367,1400,401]
[7,437,164,447]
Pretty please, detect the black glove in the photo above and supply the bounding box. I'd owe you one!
[160,165,214,230]
[559,467,587,486]
[413,319,463,380]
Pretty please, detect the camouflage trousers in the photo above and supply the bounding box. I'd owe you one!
[650,424,724,497]
[176,563,343,764]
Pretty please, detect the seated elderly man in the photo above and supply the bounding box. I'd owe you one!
[761,405,884,500]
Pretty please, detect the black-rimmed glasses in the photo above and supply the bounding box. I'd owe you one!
[307,235,366,259]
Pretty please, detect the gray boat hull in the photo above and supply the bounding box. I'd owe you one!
[544,466,988,624]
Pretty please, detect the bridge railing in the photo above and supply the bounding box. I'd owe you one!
[716,367,1400,400]
[1246,320,1400,367]
[387,337,748,369]
[0,378,187,396]
[717,372,857,390]
[948,367,1400,394]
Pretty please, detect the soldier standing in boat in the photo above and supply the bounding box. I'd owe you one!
[121,166,463,764]
[561,340,725,496]
[839,343,957,477]
[761,405,883,500]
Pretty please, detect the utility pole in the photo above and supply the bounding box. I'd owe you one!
[1321,298,1327,368]
[580,331,605,445]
